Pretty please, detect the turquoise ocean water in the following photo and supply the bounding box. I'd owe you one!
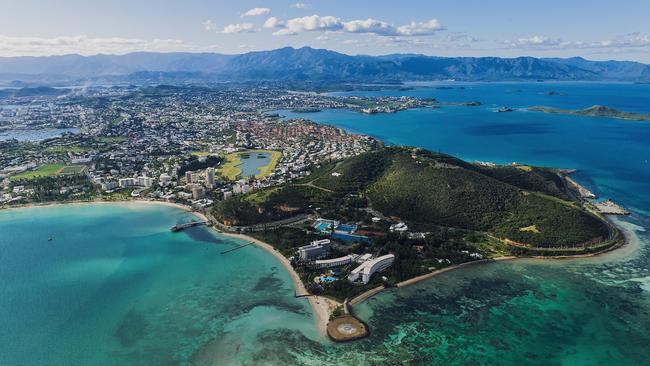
[0,203,320,365]
[1,82,650,365]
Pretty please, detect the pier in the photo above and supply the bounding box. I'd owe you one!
[220,241,253,254]
[170,220,210,232]
[294,290,315,298]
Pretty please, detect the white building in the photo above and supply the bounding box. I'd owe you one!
[312,254,357,269]
[118,178,137,188]
[298,239,331,261]
[206,167,215,187]
[190,184,205,200]
[348,254,395,284]
[70,156,93,164]
[159,173,172,186]
[390,222,409,233]
[100,181,118,191]
[137,176,154,188]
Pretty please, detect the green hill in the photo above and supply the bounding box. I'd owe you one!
[214,147,613,250]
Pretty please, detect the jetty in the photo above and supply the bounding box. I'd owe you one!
[220,241,253,254]
[170,220,210,232]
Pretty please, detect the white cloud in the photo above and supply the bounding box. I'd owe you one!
[505,35,563,47]
[222,23,256,34]
[241,7,271,17]
[291,3,309,9]
[585,33,650,49]
[343,18,398,36]
[273,15,342,36]
[396,19,444,36]
[315,35,329,41]
[263,17,281,28]
[504,33,650,51]
[202,19,219,32]
[0,35,201,56]
[271,15,444,37]
[343,39,360,45]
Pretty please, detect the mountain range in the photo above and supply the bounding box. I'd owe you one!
[1,46,649,85]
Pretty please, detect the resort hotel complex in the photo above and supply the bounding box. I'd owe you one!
[298,219,395,284]
[298,239,332,261]
[347,254,396,285]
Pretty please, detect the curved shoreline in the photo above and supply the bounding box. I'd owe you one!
[349,223,629,308]
[0,198,632,340]
[0,199,334,337]
[215,232,336,337]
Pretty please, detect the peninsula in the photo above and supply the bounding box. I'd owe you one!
[529,105,650,122]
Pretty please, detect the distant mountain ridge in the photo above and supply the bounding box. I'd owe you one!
[1,47,648,84]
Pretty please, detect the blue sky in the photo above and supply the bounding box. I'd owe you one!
[1,0,649,62]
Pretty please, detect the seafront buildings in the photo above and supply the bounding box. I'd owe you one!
[298,239,331,261]
[348,254,396,284]
[312,254,357,269]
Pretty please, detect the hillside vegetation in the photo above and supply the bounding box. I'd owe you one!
[213,147,612,249]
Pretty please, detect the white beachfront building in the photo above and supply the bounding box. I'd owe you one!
[297,239,331,261]
[311,254,358,269]
[348,254,395,284]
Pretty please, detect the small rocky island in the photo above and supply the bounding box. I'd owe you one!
[529,105,650,122]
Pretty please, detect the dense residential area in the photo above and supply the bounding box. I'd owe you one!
[0,85,382,207]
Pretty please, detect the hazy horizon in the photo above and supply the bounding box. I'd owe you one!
[0,45,647,65]
[1,0,649,62]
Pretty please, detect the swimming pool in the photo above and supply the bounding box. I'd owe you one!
[315,222,331,231]
[320,276,338,283]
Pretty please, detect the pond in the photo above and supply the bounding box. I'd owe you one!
[237,151,271,178]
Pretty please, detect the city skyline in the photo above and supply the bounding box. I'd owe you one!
[1,0,650,62]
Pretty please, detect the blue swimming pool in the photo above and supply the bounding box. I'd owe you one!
[315,222,331,231]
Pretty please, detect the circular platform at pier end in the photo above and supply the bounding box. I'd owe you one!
[327,315,368,342]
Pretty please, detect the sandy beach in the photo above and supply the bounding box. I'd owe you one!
[1,199,335,335]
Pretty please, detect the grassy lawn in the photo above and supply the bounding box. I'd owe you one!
[104,188,134,200]
[59,165,87,175]
[97,136,126,143]
[218,149,281,180]
[46,146,91,153]
[10,163,64,181]
[191,151,215,157]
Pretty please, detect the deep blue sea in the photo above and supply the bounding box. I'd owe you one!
[278,82,650,216]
